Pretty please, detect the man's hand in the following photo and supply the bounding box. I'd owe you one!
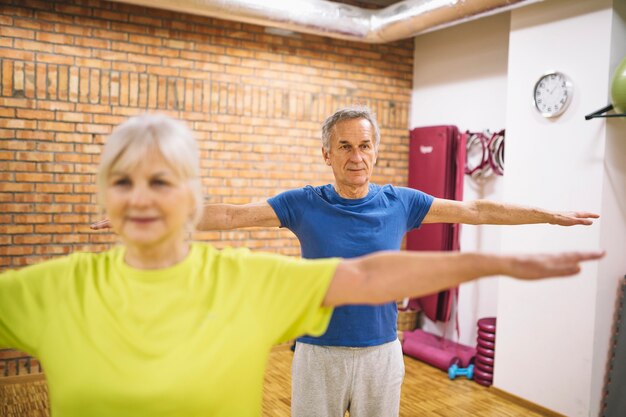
[506,251,605,279]
[549,211,599,226]
[90,218,111,230]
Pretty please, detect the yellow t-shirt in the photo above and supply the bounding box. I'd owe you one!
[0,243,339,417]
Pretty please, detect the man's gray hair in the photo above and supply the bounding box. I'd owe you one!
[321,106,381,152]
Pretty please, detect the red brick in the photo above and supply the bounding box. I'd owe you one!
[111,40,144,54]
[75,36,109,49]
[36,100,75,111]
[56,111,93,123]
[13,235,52,245]
[36,52,74,65]
[36,32,74,44]
[14,214,52,224]
[0,246,34,256]
[37,204,72,213]
[92,9,128,23]
[13,193,53,203]
[34,245,71,255]
[0,26,35,39]
[53,214,90,223]
[92,29,127,41]
[37,121,75,132]
[0,225,33,234]
[76,58,111,69]
[16,109,55,120]
[53,234,90,244]
[34,224,72,234]
[55,194,91,203]
[0,119,37,129]
[35,183,72,193]
[15,173,54,182]
[55,23,92,36]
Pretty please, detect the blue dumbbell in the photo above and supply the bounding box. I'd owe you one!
[448,363,474,380]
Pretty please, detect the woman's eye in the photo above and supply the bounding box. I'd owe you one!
[151,179,169,187]
[113,178,130,186]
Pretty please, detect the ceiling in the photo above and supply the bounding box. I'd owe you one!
[332,0,404,7]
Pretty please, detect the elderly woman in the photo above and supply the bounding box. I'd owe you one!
[0,114,602,417]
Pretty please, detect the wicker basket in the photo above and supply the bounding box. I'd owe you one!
[1,350,48,417]
[397,308,420,332]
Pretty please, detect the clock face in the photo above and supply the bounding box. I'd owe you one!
[533,72,573,117]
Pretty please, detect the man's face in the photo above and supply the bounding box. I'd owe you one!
[322,118,378,190]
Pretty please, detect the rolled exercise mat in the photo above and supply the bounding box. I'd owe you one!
[476,345,495,358]
[403,329,476,371]
[477,337,495,350]
[477,329,496,342]
[475,354,494,367]
[477,317,496,333]
[474,360,494,374]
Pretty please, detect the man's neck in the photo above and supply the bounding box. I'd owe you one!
[333,182,370,199]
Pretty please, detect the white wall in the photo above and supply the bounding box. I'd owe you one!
[410,0,626,415]
[496,1,624,416]
[591,3,626,415]
[411,12,510,346]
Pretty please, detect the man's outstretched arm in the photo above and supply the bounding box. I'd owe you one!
[196,201,280,230]
[91,201,280,230]
[422,198,599,226]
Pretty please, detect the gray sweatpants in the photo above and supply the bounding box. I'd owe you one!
[291,339,405,417]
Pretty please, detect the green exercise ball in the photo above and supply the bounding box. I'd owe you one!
[611,56,626,113]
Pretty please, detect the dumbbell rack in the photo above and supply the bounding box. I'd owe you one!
[474,317,496,387]
[601,276,626,417]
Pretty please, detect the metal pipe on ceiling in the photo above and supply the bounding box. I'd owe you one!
[107,0,541,43]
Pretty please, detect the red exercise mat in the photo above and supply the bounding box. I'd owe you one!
[402,329,475,371]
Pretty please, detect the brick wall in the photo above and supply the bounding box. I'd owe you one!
[0,0,414,268]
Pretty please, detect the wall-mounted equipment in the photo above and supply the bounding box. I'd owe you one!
[586,56,626,120]
[465,130,505,181]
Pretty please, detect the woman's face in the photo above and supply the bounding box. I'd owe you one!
[104,147,194,251]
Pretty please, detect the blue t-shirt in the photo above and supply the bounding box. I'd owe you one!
[267,183,433,347]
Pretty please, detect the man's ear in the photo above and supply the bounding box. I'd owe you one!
[322,147,331,165]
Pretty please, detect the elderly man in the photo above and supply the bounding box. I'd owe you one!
[93,106,598,417]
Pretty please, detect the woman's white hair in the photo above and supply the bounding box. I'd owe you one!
[97,113,204,229]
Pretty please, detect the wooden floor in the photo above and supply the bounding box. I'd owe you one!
[1,347,547,417]
[263,347,547,417]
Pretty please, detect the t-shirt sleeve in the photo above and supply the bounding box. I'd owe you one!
[267,188,309,230]
[0,257,70,354]
[234,251,339,345]
[397,186,434,230]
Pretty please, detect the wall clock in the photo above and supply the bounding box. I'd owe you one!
[533,71,573,117]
